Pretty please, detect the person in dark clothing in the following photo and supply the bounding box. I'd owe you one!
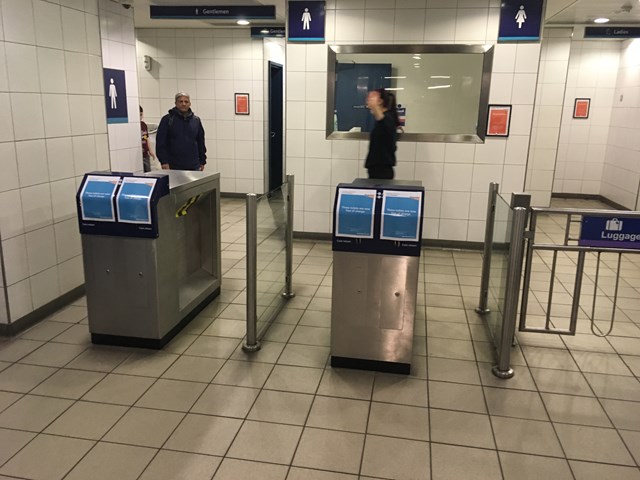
[156,92,206,171]
[140,105,155,172]
[365,88,400,180]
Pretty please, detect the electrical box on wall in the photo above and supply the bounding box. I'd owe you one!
[143,55,152,71]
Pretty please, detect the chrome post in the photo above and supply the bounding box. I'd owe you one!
[568,250,586,335]
[243,193,261,352]
[493,206,527,379]
[476,182,499,314]
[518,210,537,332]
[283,174,295,299]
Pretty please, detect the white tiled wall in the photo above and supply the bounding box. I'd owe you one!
[136,28,272,194]
[288,0,540,241]
[100,0,140,172]
[553,36,621,198]
[0,0,107,324]
[601,39,640,210]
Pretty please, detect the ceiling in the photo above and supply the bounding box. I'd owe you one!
[545,0,640,25]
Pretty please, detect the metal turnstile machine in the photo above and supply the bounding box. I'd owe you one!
[76,170,221,348]
[331,179,425,374]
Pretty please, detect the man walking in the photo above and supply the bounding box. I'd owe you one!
[156,92,206,171]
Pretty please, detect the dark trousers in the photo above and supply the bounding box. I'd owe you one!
[367,166,394,180]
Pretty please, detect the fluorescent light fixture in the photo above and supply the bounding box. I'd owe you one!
[413,63,421,68]
[385,87,405,91]
[260,28,269,34]
[430,75,451,79]
[412,55,421,60]
[237,19,250,25]
[427,85,451,90]
[593,17,610,23]
[384,76,407,79]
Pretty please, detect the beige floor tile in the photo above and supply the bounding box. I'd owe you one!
[619,430,640,465]
[499,452,573,480]
[522,346,579,371]
[227,420,302,464]
[286,467,357,480]
[261,323,296,342]
[203,319,246,338]
[0,361,8,373]
[247,390,313,425]
[427,321,471,341]
[0,428,36,465]
[31,369,105,399]
[601,398,640,431]
[0,394,72,432]
[82,373,156,405]
[430,408,495,449]
[622,355,640,376]
[183,336,241,359]
[65,442,156,480]
[484,387,548,420]
[431,444,501,480]
[278,344,330,368]
[0,391,22,413]
[274,308,304,325]
[182,313,215,335]
[19,343,86,368]
[139,450,222,480]
[161,333,198,354]
[212,360,273,388]
[164,413,242,456]
[65,347,131,373]
[361,434,429,480]
[292,428,364,475]
[44,400,127,440]
[427,357,481,385]
[264,364,323,394]
[569,461,640,480]
[427,337,476,361]
[541,392,612,427]
[230,341,286,364]
[584,372,640,401]
[372,374,428,407]
[21,321,72,342]
[213,458,287,480]
[316,368,375,400]
[298,310,331,328]
[530,367,593,396]
[161,355,225,383]
[0,433,93,480]
[191,384,259,418]
[478,364,538,391]
[367,402,429,441]
[555,423,635,465]
[290,326,331,347]
[572,351,634,376]
[426,306,468,323]
[306,396,369,433]
[428,381,487,413]
[491,416,564,457]
[52,324,91,345]
[0,363,57,393]
[135,378,206,412]
[104,407,184,448]
[47,305,87,323]
[113,352,179,377]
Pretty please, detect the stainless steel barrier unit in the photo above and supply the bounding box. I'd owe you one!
[77,170,221,348]
[476,183,530,379]
[519,208,640,337]
[330,179,425,375]
[243,175,295,352]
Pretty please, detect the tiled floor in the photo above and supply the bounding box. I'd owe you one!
[0,197,638,479]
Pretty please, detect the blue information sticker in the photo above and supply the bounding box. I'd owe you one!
[579,216,640,250]
[288,1,325,42]
[381,192,421,242]
[80,175,119,222]
[336,189,376,238]
[116,178,156,224]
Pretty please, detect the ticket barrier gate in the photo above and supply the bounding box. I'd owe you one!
[76,170,221,348]
[331,179,425,374]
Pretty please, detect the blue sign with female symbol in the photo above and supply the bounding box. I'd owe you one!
[498,0,543,42]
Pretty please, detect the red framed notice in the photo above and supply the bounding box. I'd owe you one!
[573,98,590,119]
[486,105,511,137]
[235,93,250,115]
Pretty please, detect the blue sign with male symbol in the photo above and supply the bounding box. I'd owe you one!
[579,216,640,250]
[498,0,543,42]
[103,68,128,124]
[288,1,325,42]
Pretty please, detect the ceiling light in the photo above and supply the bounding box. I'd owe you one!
[593,17,610,23]
[412,55,421,60]
[260,28,269,34]
[237,19,250,25]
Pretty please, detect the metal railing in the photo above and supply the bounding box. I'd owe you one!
[476,183,530,379]
[243,175,295,352]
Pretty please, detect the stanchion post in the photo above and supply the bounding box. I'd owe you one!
[283,175,295,299]
[476,182,499,314]
[243,193,260,352]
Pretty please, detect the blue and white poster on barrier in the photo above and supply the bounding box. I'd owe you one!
[80,175,120,222]
[579,216,640,250]
[335,188,376,238]
[288,1,325,42]
[116,177,157,224]
[103,68,128,124]
[380,191,422,242]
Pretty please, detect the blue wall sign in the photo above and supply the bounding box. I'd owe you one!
[579,216,640,250]
[584,27,640,39]
[103,68,128,124]
[288,1,325,42]
[150,5,275,19]
[498,0,544,42]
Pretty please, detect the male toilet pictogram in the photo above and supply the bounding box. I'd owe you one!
[109,78,118,109]
[515,5,527,28]
[302,7,311,30]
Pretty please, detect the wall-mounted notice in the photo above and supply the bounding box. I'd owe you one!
[486,105,512,137]
[288,1,325,42]
[80,175,120,222]
[335,188,376,238]
[380,190,422,242]
[579,216,640,250]
[573,98,590,119]
[116,177,157,225]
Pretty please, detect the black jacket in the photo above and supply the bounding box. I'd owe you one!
[156,107,206,171]
[365,110,397,169]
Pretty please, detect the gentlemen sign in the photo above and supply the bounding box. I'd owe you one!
[103,68,128,124]
[585,27,640,39]
[150,5,276,19]
[498,0,544,42]
[579,216,640,250]
[288,1,325,42]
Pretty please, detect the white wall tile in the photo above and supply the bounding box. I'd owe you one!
[2,235,29,284]
[305,130,332,158]
[394,9,425,42]
[30,266,61,309]
[0,189,24,239]
[68,95,94,136]
[47,137,75,182]
[455,8,487,42]
[0,142,19,192]
[5,43,40,93]
[58,255,83,292]
[7,279,33,321]
[424,9,456,42]
[21,183,53,232]
[16,139,49,188]
[438,219,467,241]
[34,0,63,49]
[50,178,77,222]
[25,226,57,276]
[514,44,541,73]
[11,93,45,141]
[335,9,365,42]
[37,48,68,94]
[363,9,394,42]
[442,164,472,191]
[440,191,470,219]
[42,95,72,138]
[66,52,92,95]
[62,6,87,52]
[2,0,36,45]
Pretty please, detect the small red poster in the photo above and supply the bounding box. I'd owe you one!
[486,105,511,137]
[573,98,590,119]
[235,93,249,115]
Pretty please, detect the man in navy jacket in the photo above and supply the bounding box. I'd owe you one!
[156,92,207,171]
